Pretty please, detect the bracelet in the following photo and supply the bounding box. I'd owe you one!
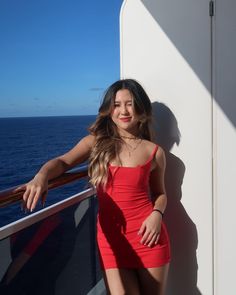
[152,208,164,218]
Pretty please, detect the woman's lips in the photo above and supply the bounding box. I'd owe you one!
[119,117,131,122]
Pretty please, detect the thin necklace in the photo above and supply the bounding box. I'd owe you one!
[125,139,142,157]
[120,135,138,140]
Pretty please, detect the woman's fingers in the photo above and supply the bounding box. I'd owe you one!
[139,212,162,246]
[41,190,48,207]
[22,187,31,211]
[138,222,145,236]
[140,229,153,244]
[27,187,41,212]
[147,232,160,247]
[141,230,159,246]
[22,183,47,212]
[155,233,160,245]
[14,184,26,193]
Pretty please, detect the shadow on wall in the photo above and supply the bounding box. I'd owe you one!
[152,102,202,295]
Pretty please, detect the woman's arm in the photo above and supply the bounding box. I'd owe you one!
[22,134,95,212]
[149,146,167,214]
[138,146,167,247]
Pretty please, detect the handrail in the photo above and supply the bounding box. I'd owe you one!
[0,166,88,208]
[0,187,96,240]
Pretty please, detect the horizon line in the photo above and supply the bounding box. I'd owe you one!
[0,114,97,119]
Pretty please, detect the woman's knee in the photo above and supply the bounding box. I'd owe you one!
[103,268,141,295]
[137,264,169,295]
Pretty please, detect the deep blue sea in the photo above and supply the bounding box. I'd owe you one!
[0,115,96,227]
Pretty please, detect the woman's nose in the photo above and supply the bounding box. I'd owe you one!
[121,104,129,114]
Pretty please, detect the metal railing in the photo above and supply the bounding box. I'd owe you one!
[0,166,96,240]
[0,166,89,208]
[0,166,104,294]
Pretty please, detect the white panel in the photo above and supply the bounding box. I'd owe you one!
[214,0,236,294]
[120,0,212,294]
[213,105,236,295]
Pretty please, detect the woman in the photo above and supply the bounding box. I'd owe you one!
[22,79,171,295]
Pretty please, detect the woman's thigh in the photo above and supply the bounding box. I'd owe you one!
[103,268,141,295]
[137,263,169,295]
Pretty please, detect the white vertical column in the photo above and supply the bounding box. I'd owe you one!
[213,1,236,294]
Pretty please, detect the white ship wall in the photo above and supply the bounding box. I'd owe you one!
[213,0,236,294]
[120,0,236,294]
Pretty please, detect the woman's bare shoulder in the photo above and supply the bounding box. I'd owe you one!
[141,139,158,153]
[141,140,165,167]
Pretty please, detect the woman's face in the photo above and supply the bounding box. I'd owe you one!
[111,89,140,134]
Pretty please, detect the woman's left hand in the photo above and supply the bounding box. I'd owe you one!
[138,211,162,247]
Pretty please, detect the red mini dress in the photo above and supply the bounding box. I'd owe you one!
[96,145,171,269]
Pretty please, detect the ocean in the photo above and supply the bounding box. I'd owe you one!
[0,115,96,227]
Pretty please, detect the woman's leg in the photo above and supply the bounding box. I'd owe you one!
[137,263,169,295]
[103,268,141,295]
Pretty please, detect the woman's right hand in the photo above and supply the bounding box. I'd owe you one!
[21,173,48,212]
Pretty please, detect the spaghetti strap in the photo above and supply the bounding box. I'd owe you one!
[148,145,159,162]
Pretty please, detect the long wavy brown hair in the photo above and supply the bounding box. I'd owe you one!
[88,79,154,187]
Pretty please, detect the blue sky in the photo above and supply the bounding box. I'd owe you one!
[0,0,123,117]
